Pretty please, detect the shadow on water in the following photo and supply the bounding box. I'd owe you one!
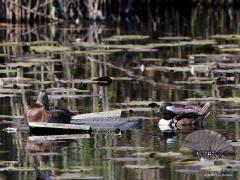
[1,6,240,180]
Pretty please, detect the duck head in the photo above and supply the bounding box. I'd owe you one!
[159,102,177,120]
[36,90,49,110]
[158,102,177,131]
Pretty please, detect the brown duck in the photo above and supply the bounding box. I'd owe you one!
[25,90,74,124]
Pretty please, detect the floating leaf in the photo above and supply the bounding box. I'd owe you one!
[0,69,18,74]
[180,40,217,45]
[213,69,240,73]
[125,107,152,112]
[104,35,149,41]
[53,174,103,180]
[30,41,57,45]
[220,48,240,52]
[175,158,200,165]
[27,58,63,62]
[158,36,191,41]
[111,77,133,81]
[176,169,199,173]
[56,166,92,172]
[166,58,188,64]
[217,44,239,49]
[48,94,95,100]
[146,66,189,72]
[46,88,89,93]
[109,44,147,49]
[147,42,183,48]
[127,48,158,52]
[0,94,17,98]
[186,97,240,103]
[133,151,183,158]
[125,165,164,169]
[148,40,216,48]
[0,115,23,119]
[72,42,109,49]
[175,80,213,85]
[105,157,146,161]
[211,34,240,40]
[0,62,42,68]
[0,42,21,46]
[0,54,8,57]
[101,146,152,151]
[0,166,38,172]
[90,49,122,54]
[141,58,164,61]
[121,101,161,106]
[30,45,70,53]
[71,49,122,55]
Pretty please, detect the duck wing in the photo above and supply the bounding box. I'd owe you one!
[44,106,74,124]
[175,112,200,120]
[162,109,177,120]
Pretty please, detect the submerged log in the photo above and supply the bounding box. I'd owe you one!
[72,110,122,120]
[29,122,91,135]
[29,110,125,134]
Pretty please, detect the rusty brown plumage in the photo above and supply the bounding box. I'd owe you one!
[25,90,73,124]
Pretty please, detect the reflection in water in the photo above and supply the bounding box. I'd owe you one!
[0,6,240,180]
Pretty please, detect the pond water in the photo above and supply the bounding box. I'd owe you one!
[0,7,240,180]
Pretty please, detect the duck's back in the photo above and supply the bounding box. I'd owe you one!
[43,106,73,124]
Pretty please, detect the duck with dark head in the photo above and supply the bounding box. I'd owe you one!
[158,102,211,131]
[25,90,75,124]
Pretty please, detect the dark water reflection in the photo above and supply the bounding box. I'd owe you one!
[0,6,240,180]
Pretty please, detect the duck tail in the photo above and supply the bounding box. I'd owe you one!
[71,111,78,116]
[182,130,234,158]
[198,102,211,115]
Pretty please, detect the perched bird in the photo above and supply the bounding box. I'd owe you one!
[180,130,234,158]
[158,102,211,131]
[25,90,74,124]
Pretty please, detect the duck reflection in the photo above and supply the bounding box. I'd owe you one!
[159,130,177,145]
[26,138,71,153]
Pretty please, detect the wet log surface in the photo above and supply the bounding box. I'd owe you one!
[29,122,91,135]
[29,110,142,135]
